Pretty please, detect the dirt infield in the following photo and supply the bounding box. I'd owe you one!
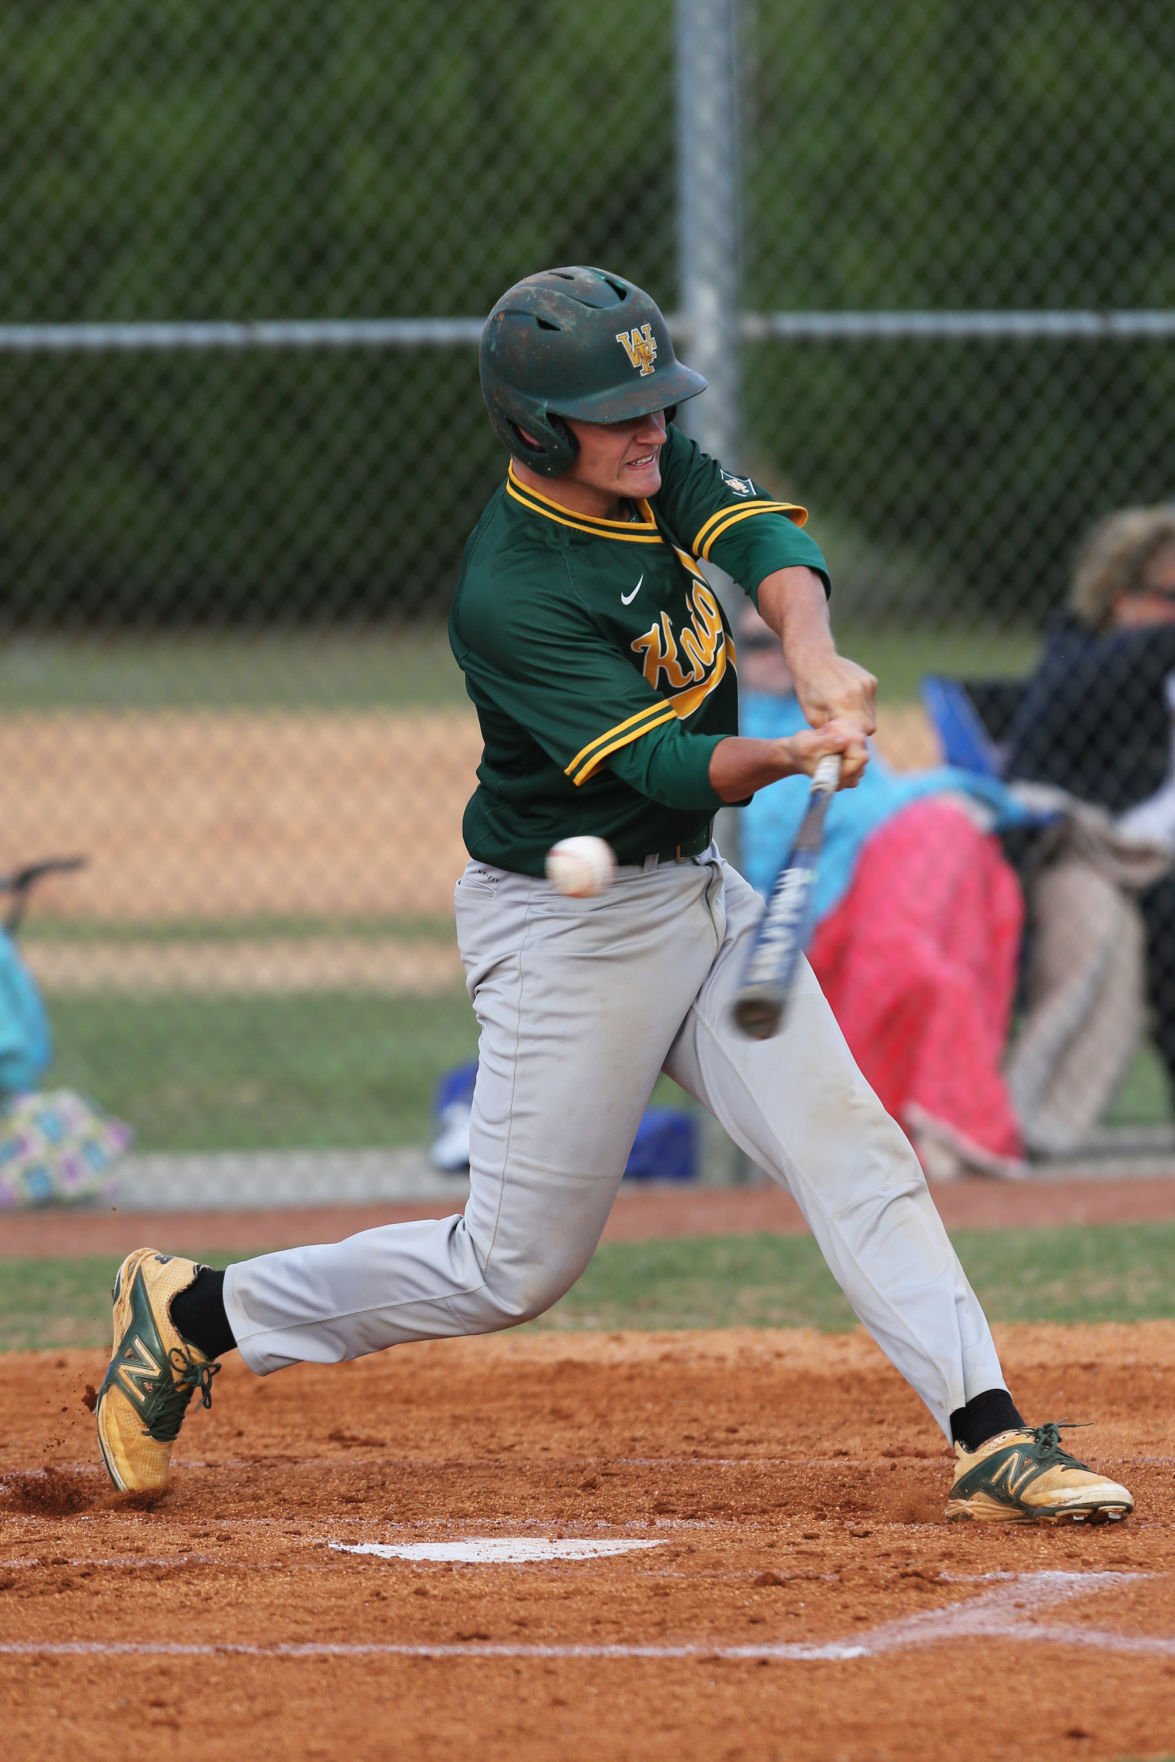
[1,1323,1172,1762]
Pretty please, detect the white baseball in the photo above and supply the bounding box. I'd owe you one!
[544,835,617,897]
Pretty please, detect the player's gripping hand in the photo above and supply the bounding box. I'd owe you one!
[777,718,870,789]
[789,649,878,743]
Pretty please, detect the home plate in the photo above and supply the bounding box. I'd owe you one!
[330,1538,665,1564]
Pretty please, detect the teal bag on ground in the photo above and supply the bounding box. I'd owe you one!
[0,928,52,1097]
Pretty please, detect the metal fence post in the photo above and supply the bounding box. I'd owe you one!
[675,0,743,474]
[675,0,758,1186]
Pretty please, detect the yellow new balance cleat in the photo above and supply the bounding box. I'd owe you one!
[945,1422,1133,1524]
[96,1248,221,1493]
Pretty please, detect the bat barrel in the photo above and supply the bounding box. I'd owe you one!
[729,752,842,1040]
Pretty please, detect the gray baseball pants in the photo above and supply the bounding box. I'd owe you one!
[223,846,1007,1437]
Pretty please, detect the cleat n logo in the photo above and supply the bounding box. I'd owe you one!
[118,1334,163,1405]
[990,1452,1037,1497]
[615,323,658,376]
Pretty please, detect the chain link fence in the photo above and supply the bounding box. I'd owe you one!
[2,0,1173,1191]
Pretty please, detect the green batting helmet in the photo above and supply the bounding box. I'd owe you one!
[479,265,708,477]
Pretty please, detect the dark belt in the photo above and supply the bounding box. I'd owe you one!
[628,820,714,872]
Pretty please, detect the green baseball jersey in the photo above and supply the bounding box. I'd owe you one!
[449,423,829,874]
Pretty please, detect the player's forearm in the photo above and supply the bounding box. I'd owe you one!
[757,566,836,673]
[708,735,819,802]
[756,566,877,743]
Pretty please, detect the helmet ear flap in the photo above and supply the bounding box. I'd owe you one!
[487,404,579,477]
[545,413,578,474]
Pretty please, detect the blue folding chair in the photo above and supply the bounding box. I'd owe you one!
[920,674,1060,844]
[920,675,1015,778]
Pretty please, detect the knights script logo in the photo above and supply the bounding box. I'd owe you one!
[615,323,658,377]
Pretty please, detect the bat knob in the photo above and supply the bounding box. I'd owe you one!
[730,994,783,1040]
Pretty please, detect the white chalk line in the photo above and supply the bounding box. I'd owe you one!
[3,1572,1171,1662]
[330,1537,663,1563]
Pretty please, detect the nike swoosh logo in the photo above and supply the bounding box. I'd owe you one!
[621,575,644,606]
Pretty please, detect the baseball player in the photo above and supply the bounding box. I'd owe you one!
[96,265,1132,1525]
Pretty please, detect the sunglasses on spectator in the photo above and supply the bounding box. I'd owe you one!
[739,632,779,652]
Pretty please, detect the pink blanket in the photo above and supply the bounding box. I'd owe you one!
[808,797,1024,1169]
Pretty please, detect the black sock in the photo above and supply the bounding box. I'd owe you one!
[170,1266,236,1360]
[949,1388,1025,1452]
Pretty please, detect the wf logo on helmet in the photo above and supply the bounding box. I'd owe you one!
[615,323,658,377]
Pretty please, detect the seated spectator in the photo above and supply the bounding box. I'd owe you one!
[738,609,1030,1181]
[1004,506,1175,1150]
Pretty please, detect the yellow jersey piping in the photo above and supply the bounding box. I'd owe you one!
[568,708,681,785]
[692,499,808,559]
[506,468,662,544]
[565,701,674,783]
[564,639,731,786]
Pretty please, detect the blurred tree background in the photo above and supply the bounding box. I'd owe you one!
[2,0,1171,626]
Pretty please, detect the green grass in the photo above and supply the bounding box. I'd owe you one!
[1106,1042,1171,1125]
[834,619,1038,703]
[538,1221,1175,1333]
[48,988,478,1152]
[7,1222,1175,1353]
[24,914,455,946]
[41,986,696,1153]
[36,984,1173,1157]
[0,623,1038,713]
